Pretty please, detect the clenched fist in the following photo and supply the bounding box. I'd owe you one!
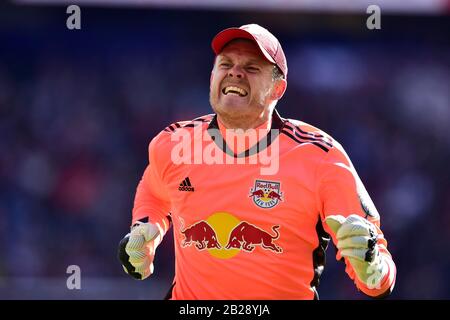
[118,222,160,280]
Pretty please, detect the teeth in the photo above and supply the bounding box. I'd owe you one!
[224,86,247,96]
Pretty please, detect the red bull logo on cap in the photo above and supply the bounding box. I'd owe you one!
[179,212,283,259]
[249,179,283,209]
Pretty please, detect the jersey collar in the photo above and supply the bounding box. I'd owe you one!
[207,109,285,158]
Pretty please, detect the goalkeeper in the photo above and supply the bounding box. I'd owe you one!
[117,24,396,299]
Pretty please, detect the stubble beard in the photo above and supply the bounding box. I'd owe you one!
[209,89,271,130]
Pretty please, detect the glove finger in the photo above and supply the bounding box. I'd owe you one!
[337,236,372,250]
[130,256,151,270]
[122,256,153,280]
[132,265,151,280]
[341,248,368,262]
[325,215,346,234]
[122,265,151,280]
[127,248,149,260]
[126,233,146,251]
[337,220,372,240]
[344,214,369,224]
[344,214,377,234]
[134,261,153,279]
[119,236,147,280]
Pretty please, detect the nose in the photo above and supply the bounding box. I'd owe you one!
[228,65,244,79]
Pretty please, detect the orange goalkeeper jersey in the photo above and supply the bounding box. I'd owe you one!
[132,110,396,300]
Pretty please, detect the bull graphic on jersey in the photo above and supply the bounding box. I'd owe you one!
[179,218,221,250]
[225,222,283,253]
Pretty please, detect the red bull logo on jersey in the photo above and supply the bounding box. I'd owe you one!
[225,222,282,253]
[179,212,283,259]
[180,219,221,250]
[249,179,283,209]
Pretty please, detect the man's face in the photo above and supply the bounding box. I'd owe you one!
[209,39,280,121]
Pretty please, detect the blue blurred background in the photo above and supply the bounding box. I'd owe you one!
[0,1,449,299]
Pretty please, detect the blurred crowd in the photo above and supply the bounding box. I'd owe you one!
[0,7,449,299]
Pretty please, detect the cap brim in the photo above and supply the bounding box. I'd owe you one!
[211,28,276,64]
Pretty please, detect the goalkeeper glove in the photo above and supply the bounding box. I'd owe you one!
[118,221,160,280]
[325,214,388,289]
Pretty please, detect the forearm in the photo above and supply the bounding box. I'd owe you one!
[132,177,172,246]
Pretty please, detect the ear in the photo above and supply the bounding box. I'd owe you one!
[210,71,214,91]
[271,79,287,100]
[210,57,217,91]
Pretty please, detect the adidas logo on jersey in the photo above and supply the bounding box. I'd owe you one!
[179,177,194,192]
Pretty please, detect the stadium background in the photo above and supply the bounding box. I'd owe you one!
[0,1,449,299]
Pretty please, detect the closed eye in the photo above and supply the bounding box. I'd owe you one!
[246,66,260,72]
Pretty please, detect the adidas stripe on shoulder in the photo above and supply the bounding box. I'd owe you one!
[163,115,214,133]
[281,120,334,153]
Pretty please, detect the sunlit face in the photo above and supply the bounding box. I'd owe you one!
[209,39,280,122]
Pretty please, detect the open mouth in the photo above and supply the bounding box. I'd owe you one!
[221,86,248,97]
